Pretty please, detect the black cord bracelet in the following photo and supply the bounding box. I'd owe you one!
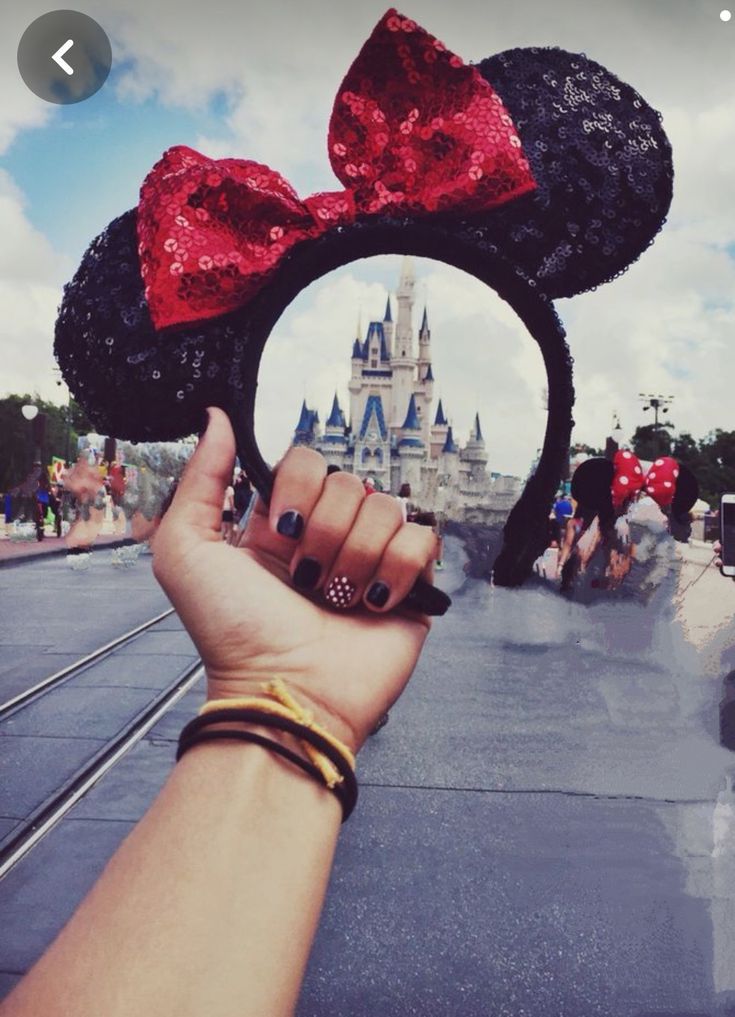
[177,709,358,821]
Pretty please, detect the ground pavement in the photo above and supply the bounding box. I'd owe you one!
[0,535,734,1016]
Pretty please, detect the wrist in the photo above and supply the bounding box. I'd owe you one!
[205,672,360,754]
[176,722,342,821]
[184,681,359,819]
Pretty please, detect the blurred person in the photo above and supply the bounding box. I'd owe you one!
[34,476,50,542]
[397,482,413,523]
[553,492,573,543]
[221,480,235,542]
[48,485,62,539]
[0,408,436,1017]
[233,470,252,523]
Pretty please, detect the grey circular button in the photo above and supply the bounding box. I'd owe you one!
[17,10,112,105]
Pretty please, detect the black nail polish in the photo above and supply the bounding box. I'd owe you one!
[366,581,390,608]
[276,510,304,539]
[293,557,321,590]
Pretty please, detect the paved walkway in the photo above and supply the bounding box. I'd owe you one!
[1,533,734,1015]
[0,532,131,566]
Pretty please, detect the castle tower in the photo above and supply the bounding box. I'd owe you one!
[439,424,460,488]
[430,398,449,459]
[459,412,490,507]
[390,257,416,429]
[293,399,320,447]
[320,393,348,469]
[397,392,424,492]
[383,296,394,357]
[416,305,434,447]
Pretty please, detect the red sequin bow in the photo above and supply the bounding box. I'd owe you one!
[137,9,536,330]
[612,450,681,509]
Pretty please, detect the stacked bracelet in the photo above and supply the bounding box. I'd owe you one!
[176,679,358,821]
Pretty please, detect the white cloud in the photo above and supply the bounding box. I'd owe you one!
[3,0,734,471]
[0,171,72,402]
[0,4,54,153]
[257,259,547,476]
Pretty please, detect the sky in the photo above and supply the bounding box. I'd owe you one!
[0,0,733,476]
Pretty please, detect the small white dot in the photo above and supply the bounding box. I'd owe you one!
[721,9,731,21]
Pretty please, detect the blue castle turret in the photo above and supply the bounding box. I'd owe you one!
[442,425,458,454]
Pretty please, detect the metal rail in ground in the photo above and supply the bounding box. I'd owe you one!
[0,608,176,718]
[0,659,204,880]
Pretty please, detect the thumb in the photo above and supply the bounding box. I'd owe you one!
[160,407,236,543]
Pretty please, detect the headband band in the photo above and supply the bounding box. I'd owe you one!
[55,9,673,585]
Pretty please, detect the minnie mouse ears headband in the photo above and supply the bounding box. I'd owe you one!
[55,9,673,585]
[572,451,698,527]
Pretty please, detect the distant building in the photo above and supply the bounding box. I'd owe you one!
[292,258,521,519]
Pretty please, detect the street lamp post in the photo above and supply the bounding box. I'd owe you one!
[638,393,674,455]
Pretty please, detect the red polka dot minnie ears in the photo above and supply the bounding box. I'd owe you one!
[572,450,699,537]
[54,9,674,585]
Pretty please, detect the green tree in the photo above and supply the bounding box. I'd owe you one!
[695,430,735,508]
[0,394,93,493]
[631,422,675,461]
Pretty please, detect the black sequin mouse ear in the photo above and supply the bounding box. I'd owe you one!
[54,210,256,443]
[671,464,699,518]
[477,47,673,298]
[570,458,615,518]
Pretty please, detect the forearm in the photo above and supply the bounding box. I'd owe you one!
[2,739,341,1017]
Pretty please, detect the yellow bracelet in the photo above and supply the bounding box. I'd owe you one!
[201,678,356,790]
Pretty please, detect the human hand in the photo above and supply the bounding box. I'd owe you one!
[713,540,734,579]
[152,408,437,752]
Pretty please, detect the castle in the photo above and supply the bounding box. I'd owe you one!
[292,259,521,518]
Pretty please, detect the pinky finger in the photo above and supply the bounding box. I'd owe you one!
[363,523,438,614]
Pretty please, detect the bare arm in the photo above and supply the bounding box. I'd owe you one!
[1,408,437,1017]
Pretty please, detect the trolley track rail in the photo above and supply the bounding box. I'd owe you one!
[0,607,204,879]
[0,658,203,879]
[0,607,176,718]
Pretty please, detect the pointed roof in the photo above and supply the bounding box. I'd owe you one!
[384,296,392,322]
[434,399,447,426]
[352,338,362,358]
[364,320,390,362]
[326,393,345,429]
[420,306,429,334]
[401,393,421,431]
[359,394,388,441]
[424,363,434,382]
[442,425,458,454]
[295,399,311,432]
[474,412,483,441]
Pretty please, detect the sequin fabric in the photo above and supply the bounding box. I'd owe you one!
[327,10,535,216]
[137,9,535,330]
[138,147,357,330]
[55,210,247,443]
[477,46,673,298]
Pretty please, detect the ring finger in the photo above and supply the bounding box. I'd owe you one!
[321,493,403,609]
[290,471,366,593]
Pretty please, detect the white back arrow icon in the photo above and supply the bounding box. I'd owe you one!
[52,39,74,76]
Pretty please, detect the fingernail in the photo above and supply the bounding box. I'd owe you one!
[324,575,356,609]
[293,557,321,590]
[276,510,304,539]
[366,580,390,608]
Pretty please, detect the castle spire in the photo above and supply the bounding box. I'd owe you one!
[420,305,429,334]
[442,425,458,454]
[384,296,392,322]
[474,412,483,442]
[326,393,344,428]
[434,399,447,426]
[401,393,421,431]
